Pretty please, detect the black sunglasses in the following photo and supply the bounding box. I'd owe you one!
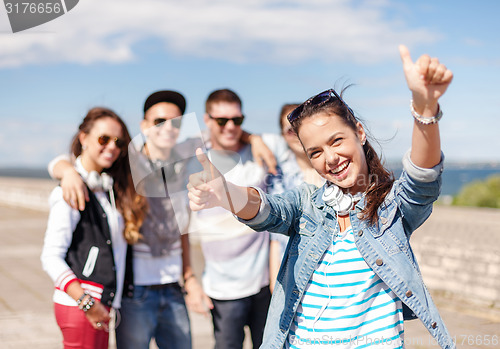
[97,135,126,149]
[287,89,355,124]
[208,114,245,127]
[153,117,182,129]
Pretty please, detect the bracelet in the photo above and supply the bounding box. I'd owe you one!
[410,100,443,124]
[79,296,95,312]
[76,291,89,306]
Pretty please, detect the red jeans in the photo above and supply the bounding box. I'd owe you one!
[54,303,109,349]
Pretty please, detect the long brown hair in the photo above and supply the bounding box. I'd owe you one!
[290,89,394,225]
[70,107,148,244]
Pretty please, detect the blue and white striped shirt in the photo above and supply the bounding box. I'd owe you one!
[286,226,404,348]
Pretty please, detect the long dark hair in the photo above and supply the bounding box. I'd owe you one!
[70,107,148,244]
[290,89,394,225]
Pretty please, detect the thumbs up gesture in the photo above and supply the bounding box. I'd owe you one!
[399,45,453,113]
[187,148,262,220]
[187,148,226,211]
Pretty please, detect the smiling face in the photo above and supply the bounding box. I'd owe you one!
[297,112,369,194]
[204,101,244,151]
[141,102,182,152]
[79,117,124,173]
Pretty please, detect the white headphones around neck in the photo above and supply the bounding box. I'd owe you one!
[322,182,363,216]
[86,171,114,192]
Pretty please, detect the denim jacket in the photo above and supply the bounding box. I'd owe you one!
[240,151,455,349]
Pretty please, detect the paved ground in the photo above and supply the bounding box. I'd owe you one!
[0,204,498,348]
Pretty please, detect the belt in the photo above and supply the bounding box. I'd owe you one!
[147,282,179,290]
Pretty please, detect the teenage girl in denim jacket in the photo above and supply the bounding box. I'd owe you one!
[187,46,455,348]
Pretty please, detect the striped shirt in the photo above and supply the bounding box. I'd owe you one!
[286,226,404,348]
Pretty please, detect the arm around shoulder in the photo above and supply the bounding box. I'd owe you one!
[48,154,73,179]
[48,154,89,210]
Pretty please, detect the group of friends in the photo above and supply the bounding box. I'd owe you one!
[40,45,457,349]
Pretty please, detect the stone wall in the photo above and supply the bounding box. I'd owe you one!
[410,205,500,312]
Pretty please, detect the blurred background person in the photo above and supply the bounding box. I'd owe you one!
[41,107,147,349]
[187,89,272,349]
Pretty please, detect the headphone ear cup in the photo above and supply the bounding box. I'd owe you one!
[86,171,101,191]
[322,183,354,215]
[86,171,114,191]
[322,184,342,206]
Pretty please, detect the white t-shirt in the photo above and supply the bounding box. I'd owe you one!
[188,143,270,300]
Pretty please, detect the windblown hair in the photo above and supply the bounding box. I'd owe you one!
[70,107,148,244]
[290,89,394,225]
[205,88,242,113]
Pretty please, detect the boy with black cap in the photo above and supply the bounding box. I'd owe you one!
[116,90,211,349]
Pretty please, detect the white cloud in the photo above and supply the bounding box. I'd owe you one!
[0,0,441,68]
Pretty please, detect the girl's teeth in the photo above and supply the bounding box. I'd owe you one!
[333,162,347,174]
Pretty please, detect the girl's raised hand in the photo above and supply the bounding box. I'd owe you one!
[399,45,453,111]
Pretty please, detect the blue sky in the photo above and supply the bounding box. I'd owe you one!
[1,0,499,167]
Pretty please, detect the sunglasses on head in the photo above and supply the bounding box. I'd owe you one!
[97,135,126,149]
[153,117,182,129]
[208,114,245,127]
[287,89,355,124]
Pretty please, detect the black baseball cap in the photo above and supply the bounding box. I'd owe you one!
[143,90,186,115]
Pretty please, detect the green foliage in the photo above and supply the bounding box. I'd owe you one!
[452,175,500,208]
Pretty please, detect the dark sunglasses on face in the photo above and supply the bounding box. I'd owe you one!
[153,117,182,129]
[287,89,355,124]
[208,114,245,127]
[97,135,126,149]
